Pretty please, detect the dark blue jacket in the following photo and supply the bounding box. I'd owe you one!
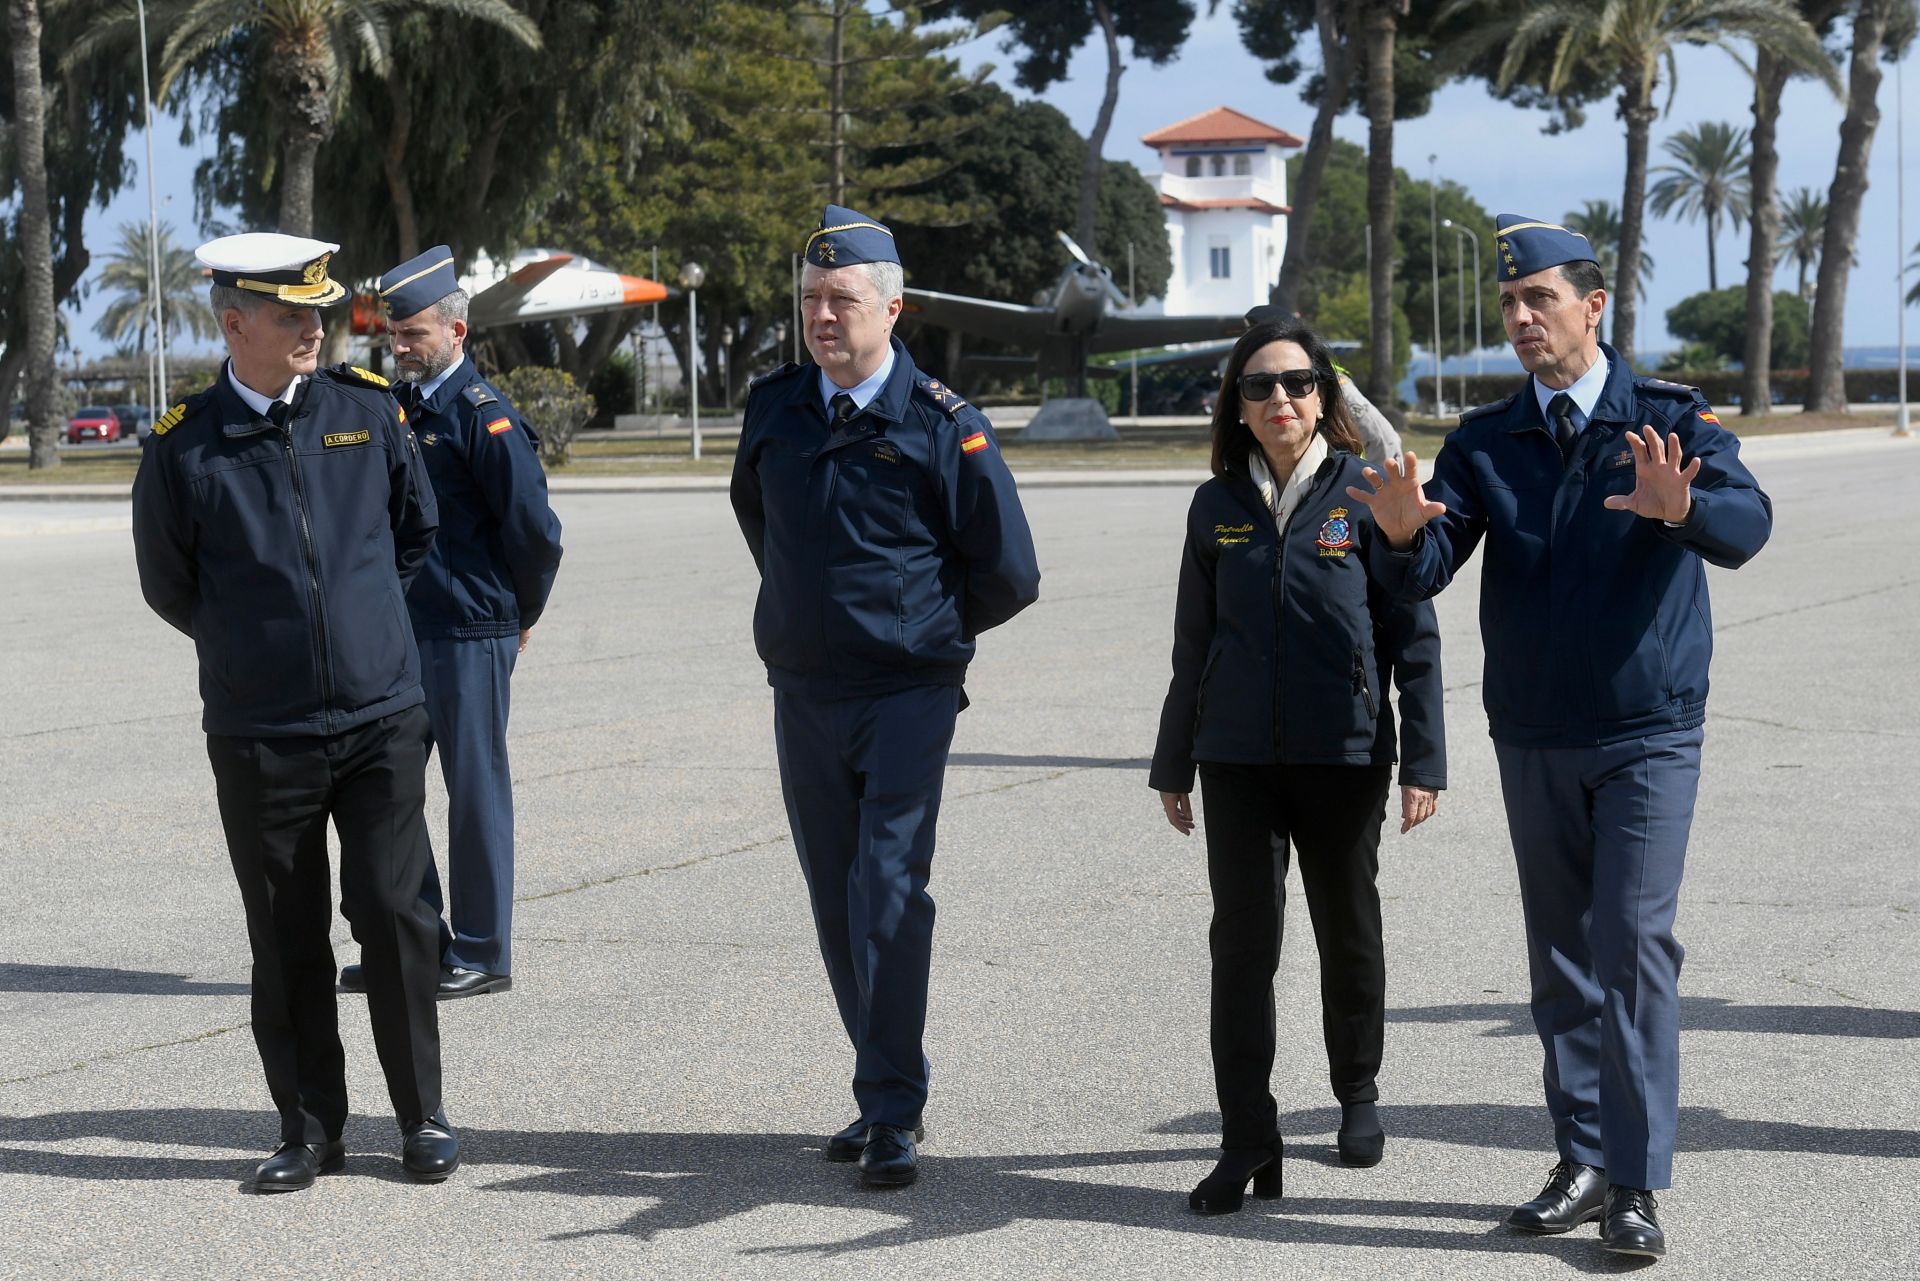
[400,355,564,639]
[730,338,1041,697]
[132,363,438,737]
[1150,450,1447,794]
[1367,345,1773,748]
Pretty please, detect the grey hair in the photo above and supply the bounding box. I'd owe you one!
[864,260,903,304]
[209,283,264,317]
[431,288,470,324]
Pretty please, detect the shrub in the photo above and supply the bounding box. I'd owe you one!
[492,366,596,466]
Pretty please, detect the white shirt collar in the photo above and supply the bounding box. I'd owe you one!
[819,346,896,416]
[226,361,302,417]
[1533,351,1610,427]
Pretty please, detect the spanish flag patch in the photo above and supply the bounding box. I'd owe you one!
[487,417,513,435]
[1697,410,1720,425]
[397,406,408,424]
[960,431,989,454]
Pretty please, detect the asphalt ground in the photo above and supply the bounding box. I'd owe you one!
[1,429,1915,1279]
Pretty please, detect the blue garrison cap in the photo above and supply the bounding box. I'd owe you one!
[378,245,459,319]
[805,204,898,269]
[1495,214,1597,281]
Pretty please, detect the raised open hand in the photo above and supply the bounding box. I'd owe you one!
[1602,428,1700,524]
[1344,452,1448,550]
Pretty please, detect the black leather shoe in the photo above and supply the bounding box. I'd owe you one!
[1337,1100,1385,1167]
[1600,1186,1666,1258]
[401,1116,460,1182]
[1188,1140,1283,1214]
[1507,1159,1608,1233]
[254,1139,345,1192]
[858,1123,919,1187]
[438,968,511,1000]
[338,964,366,993]
[825,1119,926,1162]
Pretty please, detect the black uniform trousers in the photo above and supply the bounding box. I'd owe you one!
[206,704,443,1144]
[1196,761,1391,1151]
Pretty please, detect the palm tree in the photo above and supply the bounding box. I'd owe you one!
[1648,121,1751,291]
[93,221,220,354]
[1781,187,1827,298]
[1564,199,1657,294]
[1451,0,1840,363]
[8,0,61,471]
[73,0,540,237]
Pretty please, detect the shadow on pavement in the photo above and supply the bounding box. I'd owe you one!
[0,963,249,997]
[0,1105,1879,1267]
[1388,998,1920,1040]
[947,753,1151,770]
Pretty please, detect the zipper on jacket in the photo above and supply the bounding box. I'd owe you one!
[1353,648,1378,719]
[1271,508,1291,753]
[282,424,336,729]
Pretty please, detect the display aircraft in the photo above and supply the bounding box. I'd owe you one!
[350,249,672,334]
[899,232,1246,400]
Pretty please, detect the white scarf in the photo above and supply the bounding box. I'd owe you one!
[1246,433,1328,530]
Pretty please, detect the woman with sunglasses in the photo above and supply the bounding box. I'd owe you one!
[1150,317,1447,1214]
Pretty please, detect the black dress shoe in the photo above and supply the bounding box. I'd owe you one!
[1188,1139,1283,1214]
[1507,1159,1608,1233]
[858,1124,919,1187]
[401,1116,460,1182]
[438,967,511,1000]
[338,964,366,993]
[1600,1186,1666,1258]
[825,1119,927,1162]
[254,1139,345,1192]
[1337,1100,1385,1167]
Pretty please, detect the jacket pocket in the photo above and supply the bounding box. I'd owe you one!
[1193,648,1222,732]
[1352,648,1378,720]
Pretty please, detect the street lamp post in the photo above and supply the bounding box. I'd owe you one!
[1442,219,1480,409]
[679,261,705,459]
[1428,155,1443,415]
[1898,57,1910,438]
[135,0,167,420]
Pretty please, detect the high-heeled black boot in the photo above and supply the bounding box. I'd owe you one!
[1188,1139,1284,1214]
[1337,1100,1384,1167]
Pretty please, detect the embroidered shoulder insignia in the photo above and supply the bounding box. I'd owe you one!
[1637,377,1699,398]
[151,401,189,437]
[917,375,970,416]
[335,365,389,388]
[464,383,499,408]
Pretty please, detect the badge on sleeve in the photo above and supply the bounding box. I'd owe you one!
[1697,410,1721,425]
[486,417,513,436]
[1316,506,1353,557]
[960,431,989,455]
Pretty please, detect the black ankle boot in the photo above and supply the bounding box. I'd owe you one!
[1337,1101,1384,1167]
[1188,1139,1284,1214]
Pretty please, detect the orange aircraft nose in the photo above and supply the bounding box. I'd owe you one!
[620,276,671,306]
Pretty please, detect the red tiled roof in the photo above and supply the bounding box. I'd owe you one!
[1160,194,1292,215]
[1141,107,1304,148]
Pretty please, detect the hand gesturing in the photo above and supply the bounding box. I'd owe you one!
[1345,452,1448,550]
[1602,428,1700,524]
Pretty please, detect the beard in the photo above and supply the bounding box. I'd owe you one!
[395,339,456,385]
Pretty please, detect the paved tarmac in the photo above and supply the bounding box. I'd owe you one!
[1,431,1916,1279]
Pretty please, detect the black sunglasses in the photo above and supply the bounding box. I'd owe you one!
[1237,368,1319,402]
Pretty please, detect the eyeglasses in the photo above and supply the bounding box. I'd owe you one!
[1237,368,1319,403]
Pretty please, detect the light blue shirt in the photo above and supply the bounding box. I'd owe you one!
[1532,352,1610,433]
[818,347,896,418]
[413,357,462,405]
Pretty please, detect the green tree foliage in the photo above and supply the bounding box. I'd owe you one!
[492,364,595,465]
[1,0,145,460]
[1647,120,1750,291]
[77,0,542,239]
[950,0,1195,256]
[1780,186,1826,297]
[1666,286,1811,367]
[93,221,220,353]
[1563,199,1655,288]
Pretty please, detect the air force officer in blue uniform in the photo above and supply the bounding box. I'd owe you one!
[731,206,1040,1187]
[1347,215,1772,1260]
[350,247,564,1000]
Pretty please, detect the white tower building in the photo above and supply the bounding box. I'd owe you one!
[1140,107,1303,317]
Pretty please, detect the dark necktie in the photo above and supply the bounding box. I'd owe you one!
[267,399,292,430]
[1548,392,1578,465]
[829,392,856,429]
[398,382,422,414]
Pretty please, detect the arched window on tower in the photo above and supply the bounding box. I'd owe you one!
[1185,155,1201,178]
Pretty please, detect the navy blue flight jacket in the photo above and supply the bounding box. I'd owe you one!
[400,355,564,639]
[1150,450,1447,795]
[730,338,1041,697]
[1367,344,1773,748]
[132,363,439,737]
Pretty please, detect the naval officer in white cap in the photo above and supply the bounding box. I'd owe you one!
[132,232,461,1192]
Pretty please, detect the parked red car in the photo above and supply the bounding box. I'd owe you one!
[67,406,122,444]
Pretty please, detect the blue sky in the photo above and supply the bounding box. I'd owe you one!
[69,8,1920,364]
